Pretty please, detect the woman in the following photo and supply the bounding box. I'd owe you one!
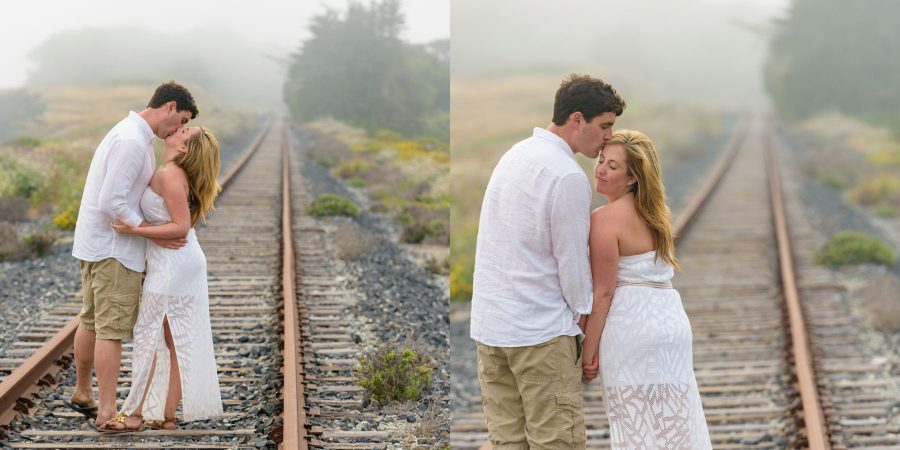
[101,126,224,431]
[581,130,711,449]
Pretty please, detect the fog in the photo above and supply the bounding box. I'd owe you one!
[451,0,788,107]
[0,0,448,108]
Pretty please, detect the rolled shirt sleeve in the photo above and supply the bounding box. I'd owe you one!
[550,172,593,317]
[98,138,145,226]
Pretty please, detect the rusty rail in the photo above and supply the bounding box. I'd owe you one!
[279,120,308,450]
[764,120,830,450]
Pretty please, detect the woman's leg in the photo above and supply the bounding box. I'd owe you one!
[163,317,181,425]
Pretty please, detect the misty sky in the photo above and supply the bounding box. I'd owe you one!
[452,0,790,106]
[0,0,449,89]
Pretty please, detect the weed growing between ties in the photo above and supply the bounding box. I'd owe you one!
[815,231,896,266]
[356,344,434,405]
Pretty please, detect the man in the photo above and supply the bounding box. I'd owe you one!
[66,81,198,428]
[470,74,625,449]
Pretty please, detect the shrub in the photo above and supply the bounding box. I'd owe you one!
[814,231,896,266]
[847,174,900,206]
[12,136,41,148]
[0,222,25,261]
[332,157,373,179]
[53,203,78,230]
[307,194,360,218]
[24,231,56,257]
[815,171,846,190]
[332,220,374,260]
[0,155,43,199]
[0,196,29,222]
[424,255,450,276]
[450,259,473,302]
[873,203,897,218]
[356,345,433,405]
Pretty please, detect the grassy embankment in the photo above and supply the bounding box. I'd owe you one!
[450,73,730,302]
[303,118,450,273]
[0,84,258,260]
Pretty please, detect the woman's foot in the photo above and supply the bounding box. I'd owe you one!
[97,413,143,432]
[146,417,178,430]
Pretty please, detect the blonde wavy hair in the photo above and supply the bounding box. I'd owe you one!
[606,129,679,270]
[173,127,221,227]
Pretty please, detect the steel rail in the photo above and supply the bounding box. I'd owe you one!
[0,116,274,427]
[764,121,830,450]
[279,120,308,450]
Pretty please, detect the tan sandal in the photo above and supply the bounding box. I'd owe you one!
[146,417,178,430]
[97,413,143,433]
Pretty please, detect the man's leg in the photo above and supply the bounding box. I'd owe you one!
[94,339,122,423]
[476,343,528,450]
[513,336,586,449]
[71,261,96,408]
[71,326,96,406]
[90,258,142,425]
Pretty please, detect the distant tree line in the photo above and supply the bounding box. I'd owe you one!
[765,0,900,131]
[283,0,448,136]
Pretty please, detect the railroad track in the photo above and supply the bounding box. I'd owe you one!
[452,114,900,449]
[0,116,328,449]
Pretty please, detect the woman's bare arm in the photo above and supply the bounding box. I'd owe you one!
[111,167,190,240]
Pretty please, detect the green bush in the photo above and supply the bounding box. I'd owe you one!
[815,231,896,266]
[0,155,43,199]
[12,136,42,148]
[873,203,898,218]
[848,174,900,206]
[356,345,433,405]
[816,171,846,190]
[24,231,56,257]
[307,194,360,218]
[332,157,373,179]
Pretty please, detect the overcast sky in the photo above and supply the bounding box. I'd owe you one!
[0,0,449,89]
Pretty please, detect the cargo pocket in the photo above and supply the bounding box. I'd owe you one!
[520,337,562,382]
[554,391,584,447]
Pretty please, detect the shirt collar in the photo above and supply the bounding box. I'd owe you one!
[129,111,155,145]
[533,127,576,161]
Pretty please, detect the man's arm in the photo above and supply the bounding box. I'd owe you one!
[550,173,593,317]
[98,138,145,225]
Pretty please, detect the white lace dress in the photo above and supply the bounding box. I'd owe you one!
[600,251,711,449]
[120,187,223,421]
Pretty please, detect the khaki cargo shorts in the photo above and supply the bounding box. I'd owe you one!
[477,335,586,449]
[79,258,142,340]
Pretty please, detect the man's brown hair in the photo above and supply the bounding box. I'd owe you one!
[552,74,625,126]
[148,80,198,119]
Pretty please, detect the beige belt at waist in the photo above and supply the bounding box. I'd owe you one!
[616,279,673,289]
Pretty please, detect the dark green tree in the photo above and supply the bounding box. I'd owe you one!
[765,0,900,131]
[283,0,448,135]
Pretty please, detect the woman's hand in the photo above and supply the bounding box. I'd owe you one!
[111,216,138,235]
[582,338,600,382]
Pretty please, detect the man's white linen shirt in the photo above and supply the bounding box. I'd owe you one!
[470,127,593,347]
[73,111,155,272]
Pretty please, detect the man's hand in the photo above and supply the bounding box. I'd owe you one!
[110,216,138,235]
[149,236,188,250]
[582,346,600,382]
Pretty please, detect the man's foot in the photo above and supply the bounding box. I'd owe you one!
[97,413,143,432]
[62,400,97,419]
